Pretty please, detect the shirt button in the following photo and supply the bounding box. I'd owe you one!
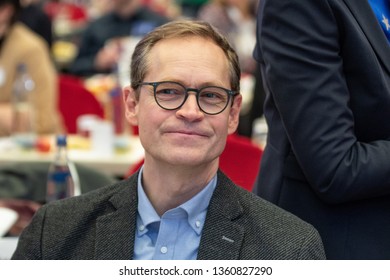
[160,246,168,254]
[139,225,145,231]
[195,220,201,228]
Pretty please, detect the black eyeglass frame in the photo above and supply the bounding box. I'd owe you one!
[138,81,239,115]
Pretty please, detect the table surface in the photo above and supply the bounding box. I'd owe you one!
[0,135,145,177]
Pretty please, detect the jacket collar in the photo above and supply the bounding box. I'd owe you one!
[197,171,245,260]
[343,0,390,74]
[94,175,138,260]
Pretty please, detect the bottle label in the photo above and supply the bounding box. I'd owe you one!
[50,170,71,183]
[46,169,74,202]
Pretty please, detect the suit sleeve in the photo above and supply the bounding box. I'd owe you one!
[11,205,47,260]
[258,0,390,203]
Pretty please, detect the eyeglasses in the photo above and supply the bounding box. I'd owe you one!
[139,81,238,115]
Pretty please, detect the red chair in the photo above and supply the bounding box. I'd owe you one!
[125,134,262,191]
[44,2,88,24]
[219,134,263,191]
[58,74,104,134]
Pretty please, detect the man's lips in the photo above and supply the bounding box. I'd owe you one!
[165,129,210,138]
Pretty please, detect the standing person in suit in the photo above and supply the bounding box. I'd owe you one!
[12,20,325,260]
[253,0,390,259]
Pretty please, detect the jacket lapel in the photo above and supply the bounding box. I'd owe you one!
[343,0,390,74]
[92,171,246,259]
[94,175,139,259]
[197,171,245,260]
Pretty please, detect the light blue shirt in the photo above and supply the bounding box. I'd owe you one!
[133,167,217,260]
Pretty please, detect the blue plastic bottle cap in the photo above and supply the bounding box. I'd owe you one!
[56,135,67,147]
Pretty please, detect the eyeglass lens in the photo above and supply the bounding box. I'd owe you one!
[154,82,230,114]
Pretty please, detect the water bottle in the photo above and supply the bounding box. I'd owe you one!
[11,63,36,148]
[46,135,81,203]
[108,64,128,136]
[109,83,125,135]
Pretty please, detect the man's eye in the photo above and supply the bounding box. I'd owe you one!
[200,91,226,101]
[202,92,218,98]
[157,88,181,95]
[156,87,183,101]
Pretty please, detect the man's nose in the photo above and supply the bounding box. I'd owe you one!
[176,92,204,121]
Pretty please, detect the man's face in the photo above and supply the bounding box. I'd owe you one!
[0,4,14,40]
[125,36,241,169]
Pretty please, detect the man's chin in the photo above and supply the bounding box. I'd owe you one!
[164,153,218,169]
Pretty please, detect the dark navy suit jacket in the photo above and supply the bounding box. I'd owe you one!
[254,0,390,259]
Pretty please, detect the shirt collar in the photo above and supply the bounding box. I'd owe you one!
[137,166,160,236]
[136,166,217,236]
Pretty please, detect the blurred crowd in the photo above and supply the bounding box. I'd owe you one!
[0,0,263,138]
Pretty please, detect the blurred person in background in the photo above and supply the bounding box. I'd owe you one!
[69,0,169,77]
[177,0,208,18]
[86,0,113,19]
[198,0,258,74]
[142,0,182,20]
[19,0,53,47]
[42,0,89,34]
[254,0,390,259]
[197,0,264,137]
[0,0,62,137]
[12,20,325,260]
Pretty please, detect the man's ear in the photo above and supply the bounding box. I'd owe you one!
[228,94,242,135]
[123,86,139,126]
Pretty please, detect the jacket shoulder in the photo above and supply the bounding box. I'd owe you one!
[11,23,48,51]
[213,172,326,259]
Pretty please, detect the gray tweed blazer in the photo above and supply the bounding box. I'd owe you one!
[12,171,325,259]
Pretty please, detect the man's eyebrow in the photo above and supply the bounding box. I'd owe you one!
[158,79,227,88]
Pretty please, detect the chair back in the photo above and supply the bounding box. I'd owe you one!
[219,134,262,191]
[58,74,104,134]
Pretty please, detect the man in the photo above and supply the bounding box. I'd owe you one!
[12,20,325,260]
[0,0,62,136]
[69,0,169,77]
[253,0,390,259]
